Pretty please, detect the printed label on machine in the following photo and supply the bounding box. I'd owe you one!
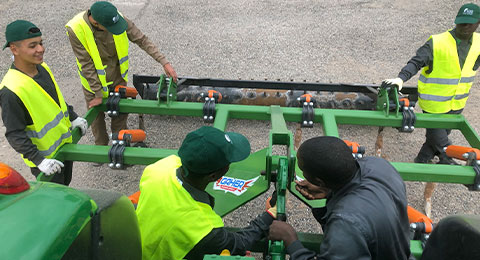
[214,176,259,196]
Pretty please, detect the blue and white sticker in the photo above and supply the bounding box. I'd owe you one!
[213,176,259,196]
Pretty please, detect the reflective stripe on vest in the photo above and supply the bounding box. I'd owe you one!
[0,63,72,167]
[417,31,480,113]
[136,155,224,260]
[66,11,129,98]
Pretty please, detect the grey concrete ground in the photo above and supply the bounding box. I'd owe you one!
[1,0,480,256]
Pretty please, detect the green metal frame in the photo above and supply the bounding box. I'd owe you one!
[48,77,480,259]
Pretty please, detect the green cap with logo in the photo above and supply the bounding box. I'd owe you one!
[3,20,42,50]
[455,3,480,24]
[90,1,127,35]
[178,126,251,175]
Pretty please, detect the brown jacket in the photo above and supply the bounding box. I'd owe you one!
[67,11,169,98]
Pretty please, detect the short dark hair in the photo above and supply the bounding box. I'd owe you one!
[297,136,358,189]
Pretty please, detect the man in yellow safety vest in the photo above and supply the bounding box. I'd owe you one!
[136,126,277,260]
[66,1,178,159]
[383,3,480,165]
[0,20,88,185]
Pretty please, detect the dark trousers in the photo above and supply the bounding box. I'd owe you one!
[416,109,463,161]
[30,160,73,186]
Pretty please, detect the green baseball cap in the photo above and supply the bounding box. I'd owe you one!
[455,3,480,24]
[90,1,127,35]
[178,126,251,175]
[3,20,42,50]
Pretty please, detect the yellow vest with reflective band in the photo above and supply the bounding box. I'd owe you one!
[136,155,224,260]
[0,63,72,167]
[66,11,129,98]
[418,31,480,113]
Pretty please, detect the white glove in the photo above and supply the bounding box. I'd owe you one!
[38,159,64,176]
[71,117,88,136]
[383,78,404,91]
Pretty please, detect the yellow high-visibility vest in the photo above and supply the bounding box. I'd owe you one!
[136,155,224,260]
[418,30,480,113]
[0,63,72,167]
[66,11,129,98]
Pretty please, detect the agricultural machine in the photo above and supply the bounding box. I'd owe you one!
[2,74,480,259]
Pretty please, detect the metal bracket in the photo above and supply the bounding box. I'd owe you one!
[465,151,480,191]
[398,98,416,133]
[201,90,222,123]
[344,140,366,159]
[108,135,131,169]
[297,94,315,128]
[106,92,122,117]
[157,74,178,106]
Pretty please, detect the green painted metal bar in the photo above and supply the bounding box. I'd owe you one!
[226,227,423,258]
[213,108,229,131]
[57,144,176,165]
[393,162,475,184]
[319,112,339,137]
[114,100,472,132]
[459,119,480,149]
[410,240,423,259]
[55,143,479,185]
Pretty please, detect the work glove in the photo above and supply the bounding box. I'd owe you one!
[383,78,403,91]
[71,117,88,136]
[266,193,278,218]
[266,190,288,219]
[38,158,64,176]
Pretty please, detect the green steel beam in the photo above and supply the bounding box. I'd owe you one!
[226,227,423,258]
[54,144,479,185]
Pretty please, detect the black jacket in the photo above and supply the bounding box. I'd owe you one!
[287,157,412,260]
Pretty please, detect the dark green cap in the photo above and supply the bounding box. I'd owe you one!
[178,126,251,175]
[90,1,127,35]
[3,20,42,50]
[455,3,480,24]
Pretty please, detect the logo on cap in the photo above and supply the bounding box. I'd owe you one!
[112,14,120,23]
[224,134,231,143]
[464,8,474,16]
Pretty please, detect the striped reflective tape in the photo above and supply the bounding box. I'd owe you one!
[419,75,475,85]
[419,93,469,101]
[38,131,72,157]
[119,55,129,65]
[26,111,67,139]
[121,69,128,78]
